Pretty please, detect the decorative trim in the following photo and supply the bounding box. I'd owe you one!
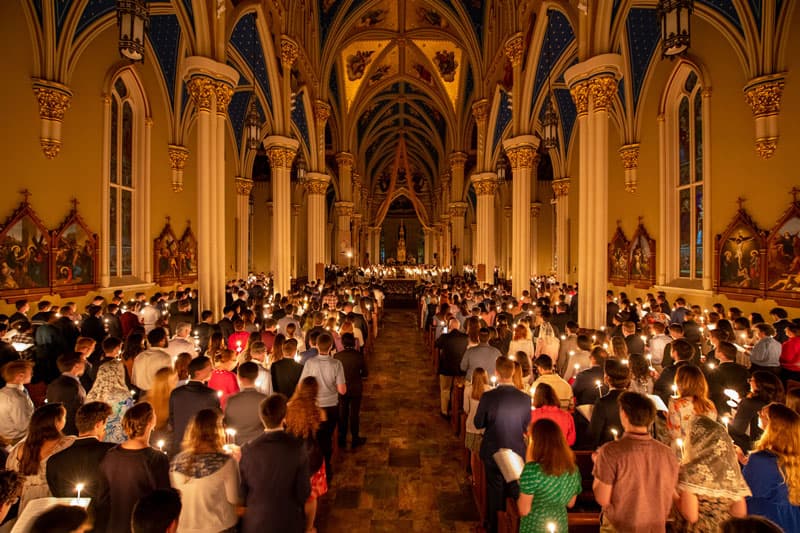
[743,76,785,117]
[167,144,189,193]
[506,145,538,170]
[755,137,778,159]
[504,33,524,67]
[214,81,234,114]
[472,99,489,121]
[552,178,570,197]
[280,36,299,67]
[569,81,590,116]
[185,76,215,112]
[314,100,330,122]
[619,144,640,193]
[335,201,354,217]
[449,151,468,169]
[335,152,355,168]
[472,175,498,196]
[32,81,72,121]
[235,177,254,196]
[449,201,468,218]
[590,76,618,111]
[303,175,329,195]
[530,202,542,218]
[265,146,297,169]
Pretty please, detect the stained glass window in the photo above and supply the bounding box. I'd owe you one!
[109,78,134,278]
[676,72,704,280]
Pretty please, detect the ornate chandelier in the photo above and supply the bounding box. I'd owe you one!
[116,0,149,62]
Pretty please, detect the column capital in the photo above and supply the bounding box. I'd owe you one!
[303,172,330,195]
[552,178,570,197]
[335,201,354,217]
[744,74,785,117]
[564,54,623,115]
[503,32,524,67]
[181,56,240,106]
[449,201,468,217]
[569,81,591,116]
[472,99,490,121]
[351,213,363,222]
[440,170,451,186]
[291,203,301,216]
[471,172,499,196]
[503,135,541,170]
[618,144,640,170]
[352,171,362,189]
[235,177,254,196]
[589,75,618,112]
[335,151,355,168]
[168,144,189,170]
[314,100,331,121]
[280,36,299,67]
[263,135,299,168]
[214,81,234,114]
[530,202,543,217]
[185,76,216,112]
[449,151,468,169]
[32,79,72,122]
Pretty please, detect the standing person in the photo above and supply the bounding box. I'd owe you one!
[5,403,75,513]
[335,333,368,448]
[435,318,468,418]
[673,416,750,532]
[779,323,800,383]
[0,470,23,526]
[517,419,581,532]
[224,362,268,446]
[589,359,631,448]
[298,333,345,481]
[473,356,532,533]
[654,339,696,405]
[98,402,170,533]
[239,394,310,533]
[45,353,87,436]
[531,355,573,410]
[131,488,182,533]
[530,383,575,446]
[141,367,177,450]
[271,339,303,398]
[86,353,133,444]
[463,368,491,487]
[207,349,239,409]
[169,409,240,533]
[748,323,782,375]
[729,371,785,451]
[592,392,679,532]
[742,403,800,532]
[460,328,503,381]
[168,357,220,456]
[0,361,34,444]
[131,328,172,393]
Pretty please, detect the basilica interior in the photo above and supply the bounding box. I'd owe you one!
[1,0,799,322]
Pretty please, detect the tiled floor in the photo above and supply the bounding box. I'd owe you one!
[316,308,479,532]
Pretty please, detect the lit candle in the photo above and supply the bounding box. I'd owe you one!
[75,482,84,500]
[595,380,603,394]
[560,335,566,341]
[707,362,716,370]
[640,335,647,343]
[217,390,223,398]
[547,523,556,533]
[676,438,684,455]
[225,427,237,445]
[621,358,629,366]
[491,376,498,387]
[671,384,679,398]
[721,416,730,426]
[610,428,619,440]
[592,335,597,342]
[157,439,165,453]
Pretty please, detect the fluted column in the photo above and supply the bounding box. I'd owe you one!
[369,226,381,264]
[470,223,477,266]
[552,179,570,281]
[235,177,254,279]
[502,206,512,277]
[351,213,362,266]
[168,145,189,193]
[305,173,329,280]
[503,136,539,296]
[265,201,273,274]
[744,75,785,159]
[423,228,432,264]
[214,80,234,313]
[334,202,354,265]
[291,204,300,278]
[471,173,498,282]
[449,202,467,271]
[441,215,452,268]
[530,202,542,277]
[264,136,299,295]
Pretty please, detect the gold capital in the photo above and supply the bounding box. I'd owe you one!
[506,145,538,170]
[449,152,468,170]
[618,144,640,171]
[281,36,299,67]
[449,202,468,218]
[335,202,354,217]
[235,177,254,196]
[530,203,542,218]
[336,152,355,168]
[755,137,778,159]
[590,76,618,111]
[472,99,489,122]
[744,77,785,117]
[168,144,190,171]
[504,33,524,67]
[552,178,570,197]
[32,82,72,122]
[40,139,62,159]
[570,81,590,116]
[266,146,297,169]
[303,175,330,195]
[315,100,331,122]
[214,81,234,114]
[472,175,498,196]
[186,76,216,112]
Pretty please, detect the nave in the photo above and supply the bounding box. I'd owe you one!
[317,307,479,532]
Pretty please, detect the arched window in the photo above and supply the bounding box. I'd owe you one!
[659,62,710,290]
[109,78,134,277]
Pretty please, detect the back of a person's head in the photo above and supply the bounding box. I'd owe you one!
[671,338,694,361]
[259,393,288,429]
[528,418,575,476]
[478,327,490,344]
[604,359,631,389]
[618,391,656,428]
[147,327,167,347]
[495,356,515,379]
[238,361,260,382]
[533,354,553,372]
[719,516,783,533]
[532,382,559,408]
[341,332,356,349]
[75,401,112,435]
[1,360,33,383]
[30,504,89,533]
[576,334,592,351]
[122,402,154,439]
[316,332,333,353]
[188,356,211,378]
[132,488,182,533]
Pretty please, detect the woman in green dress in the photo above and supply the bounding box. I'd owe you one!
[517,418,581,533]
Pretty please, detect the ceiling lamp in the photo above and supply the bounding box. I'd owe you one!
[496,156,507,181]
[296,153,307,181]
[658,0,693,57]
[116,0,149,62]
[245,99,262,151]
[542,98,559,150]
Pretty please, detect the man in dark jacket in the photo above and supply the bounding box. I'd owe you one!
[168,356,219,455]
[654,339,696,405]
[706,341,750,415]
[572,348,608,406]
[46,353,87,435]
[435,318,468,417]
[335,333,368,448]
[240,394,310,533]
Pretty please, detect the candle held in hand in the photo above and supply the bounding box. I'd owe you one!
[75,482,84,500]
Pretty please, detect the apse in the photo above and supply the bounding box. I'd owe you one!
[381,196,423,264]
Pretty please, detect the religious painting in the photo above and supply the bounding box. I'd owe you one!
[411,63,435,86]
[368,64,391,85]
[416,6,447,28]
[608,225,630,286]
[356,9,387,28]
[153,220,180,285]
[433,50,458,82]
[765,200,800,303]
[0,197,51,300]
[51,204,98,295]
[628,221,656,289]
[178,224,198,283]
[714,206,766,302]
[346,50,375,81]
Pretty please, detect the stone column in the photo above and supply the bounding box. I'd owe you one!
[440,215,452,268]
[744,75,785,159]
[304,173,329,280]
[504,136,539,297]
[449,202,467,271]
[32,79,72,158]
[552,178,570,281]
[449,152,468,204]
[234,177,254,279]
[291,203,300,278]
[264,201,273,274]
[470,223,477,266]
[619,144,640,193]
[351,213,362,266]
[264,136,299,295]
[334,202,354,265]
[471,172,498,282]
[530,202,542,277]
[214,80,234,314]
[370,226,381,264]
[502,206,512,277]
[423,228,433,264]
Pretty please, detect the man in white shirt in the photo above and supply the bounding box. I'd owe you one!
[248,341,274,396]
[277,305,300,334]
[648,322,672,370]
[167,322,196,360]
[132,328,173,392]
[0,360,34,443]
[532,355,573,409]
[140,297,162,333]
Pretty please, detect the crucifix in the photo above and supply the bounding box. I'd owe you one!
[736,196,746,210]
[20,189,31,204]
[70,198,80,212]
[790,187,800,204]
[637,215,644,225]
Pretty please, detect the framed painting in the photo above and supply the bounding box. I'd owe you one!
[714,206,767,301]
[608,224,630,286]
[0,196,52,301]
[765,200,800,304]
[51,203,98,296]
[153,219,180,285]
[628,221,656,289]
[178,223,198,283]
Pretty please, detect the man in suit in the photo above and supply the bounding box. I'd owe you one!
[435,318,468,417]
[606,292,620,328]
[271,339,304,398]
[654,339,695,405]
[706,341,750,415]
[572,348,608,406]
[193,311,217,355]
[623,321,645,355]
[556,321,580,377]
[168,356,219,455]
[335,333,368,448]
[588,359,630,448]
[46,352,87,435]
[474,356,531,533]
[240,394,310,533]
[224,362,267,446]
[46,401,115,531]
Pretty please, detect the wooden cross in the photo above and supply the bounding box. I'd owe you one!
[638,215,644,225]
[20,189,31,203]
[791,187,800,203]
[616,219,622,228]
[736,196,746,210]
[70,198,80,211]
[165,216,171,225]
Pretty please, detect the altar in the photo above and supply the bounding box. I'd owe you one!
[381,278,418,305]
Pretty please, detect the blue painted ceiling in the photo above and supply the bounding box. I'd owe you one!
[291,92,311,153]
[230,13,273,108]
[626,7,660,111]
[148,15,181,107]
[532,10,575,108]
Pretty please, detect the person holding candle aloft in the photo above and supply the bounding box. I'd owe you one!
[654,339,696,406]
[517,418,581,533]
[169,409,241,533]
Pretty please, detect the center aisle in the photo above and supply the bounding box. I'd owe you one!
[316,308,479,532]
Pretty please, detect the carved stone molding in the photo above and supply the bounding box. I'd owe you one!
[552,178,570,197]
[335,201,354,217]
[472,174,498,196]
[265,146,297,169]
[618,144,640,170]
[280,36,299,67]
[214,81,234,114]
[530,202,542,218]
[504,33,524,67]
[569,81,590,116]
[336,152,355,168]
[755,137,778,159]
[186,76,216,112]
[506,145,538,170]
[32,79,72,159]
[449,151,468,169]
[590,76,618,111]
[744,76,785,117]
[168,144,190,192]
[303,175,330,195]
[449,202,468,218]
[314,100,330,122]
[235,177,254,196]
[352,172,362,190]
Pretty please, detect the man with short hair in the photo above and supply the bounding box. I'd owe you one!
[299,333,345,481]
[271,339,303,398]
[770,307,791,343]
[563,334,594,382]
[707,341,750,415]
[622,321,644,355]
[46,353,87,435]
[132,328,173,392]
[589,359,631,448]
[648,322,672,370]
[749,323,782,374]
[474,356,532,533]
[132,488,182,533]
[247,341,273,395]
[593,392,678,532]
[0,360,34,443]
[556,321,579,377]
[572,348,608,406]
[299,329,320,365]
[654,338,695,405]
[670,297,689,325]
[9,299,29,325]
[166,322,195,360]
[460,328,502,380]
[435,317,468,417]
[140,297,161,333]
[193,310,217,354]
[239,394,310,533]
[168,356,219,455]
[532,355,573,409]
[335,333,368,448]
[224,362,268,446]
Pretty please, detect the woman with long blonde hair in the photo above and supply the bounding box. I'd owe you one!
[742,403,800,531]
[170,409,240,532]
[142,367,177,447]
[285,376,327,533]
[667,365,717,451]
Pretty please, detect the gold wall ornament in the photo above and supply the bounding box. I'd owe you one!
[280,37,299,67]
[744,77,785,117]
[449,202,468,218]
[314,101,331,122]
[472,176,498,196]
[40,139,62,159]
[530,203,542,218]
[235,177,255,196]
[32,83,72,121]
[335,152,355,168]
[214,81,234,114]
[590,76,618,111]
[303,176,330,195]
[618,144,640,170]
[552,178,570,197]
[265,146,297,169]
[335,202,354,217]
[569,81,590,116]
[506,145,538,170]
[755,137,778,159]
[186,76,216,112]
[472,99,489,122]
[503,33,524,67]
[168,144,189,193]
[449,152,468,170]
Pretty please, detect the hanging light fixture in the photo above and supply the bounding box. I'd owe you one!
[296,153,307,180]
[496,156,507,181]
[542,10,559,150]
[116,0,149,62]
[245,13,263,151]
[658,0,693,57]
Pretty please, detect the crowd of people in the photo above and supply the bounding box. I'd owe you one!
[425,281,800,533]
[0,277,377,532]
